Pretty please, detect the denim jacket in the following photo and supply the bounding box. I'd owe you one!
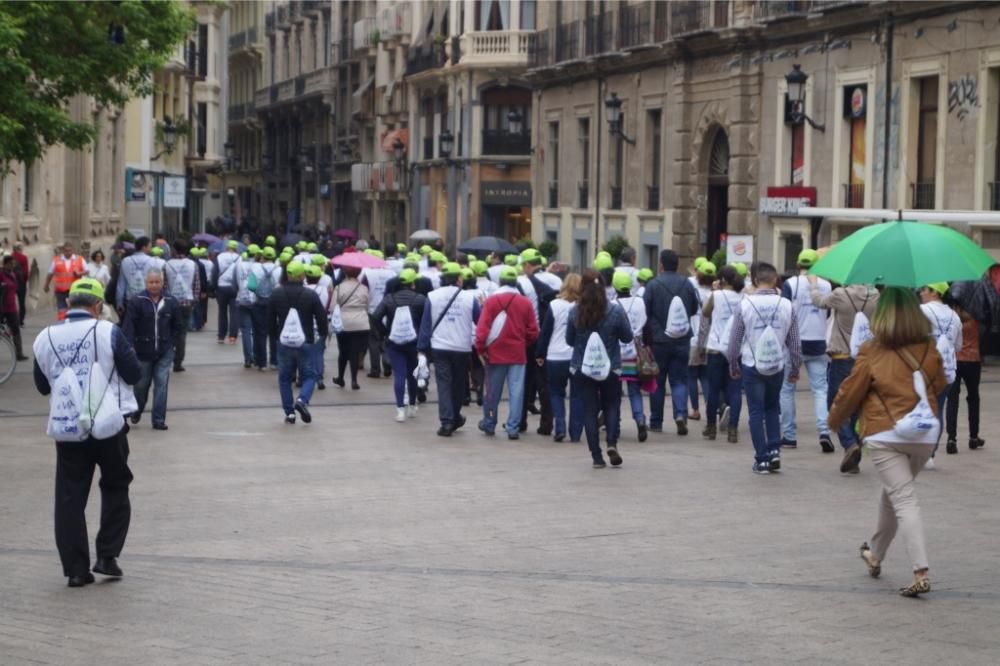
[565,303,634,375]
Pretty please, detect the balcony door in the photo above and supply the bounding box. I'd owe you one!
[706,128,729,256]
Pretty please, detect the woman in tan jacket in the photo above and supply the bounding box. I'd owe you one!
[332,268,370,390]
[829,287,947,598]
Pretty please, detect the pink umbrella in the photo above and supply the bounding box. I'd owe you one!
[333,228,358,240]
[331,252,388,270]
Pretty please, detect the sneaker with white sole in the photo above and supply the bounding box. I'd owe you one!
[406,404,418,418]
[396,407,406,422]
[924,457,936,471]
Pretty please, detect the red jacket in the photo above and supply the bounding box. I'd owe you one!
[13,252,29,286]
[475,287,539,364]
[0,271,18,313]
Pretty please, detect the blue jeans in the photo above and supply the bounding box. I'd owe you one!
[577,373,622,463]
[312,335,327,381]
[650,342,690,427]
[135,350,174,426]
[481,363,526,435]
[706,352,741,427]
[827,357,858,448]
[742,364,783,464]
[688,363,708,412]
[546,360,583,440]
[239,304,255,365]
[216,287,239,340]
[386,344,418,407]
[251,303,269,368]
[780,354,830,441]
[277,343,316,415]
[625,381,645,424]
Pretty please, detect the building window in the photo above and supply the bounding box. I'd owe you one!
[197,24,208,78]
[914,76,938,209]
[521,0,536,30]
[844,85,867,208]
[575,238,588,272]
[646,109,662,210]
[269,37,276,83]
[475,0,507,31]
[577,117,590,208]
[197,102,208,157]
[324,18,330,67]
[789,121,804,186]
[23,165,32,213]
[548,121,559,208]
[644,244,659,271]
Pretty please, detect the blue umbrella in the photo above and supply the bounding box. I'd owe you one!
[208,240,246,254]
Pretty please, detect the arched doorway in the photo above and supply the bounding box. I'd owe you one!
[706,129,729,256]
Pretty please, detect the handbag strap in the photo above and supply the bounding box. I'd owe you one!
[871,343,934,422]
[431,287,462,334]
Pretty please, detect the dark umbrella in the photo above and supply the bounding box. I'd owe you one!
[280,233,305,248]
[333,228,358,240]
[458,236,518,257]
[192,233,220,245]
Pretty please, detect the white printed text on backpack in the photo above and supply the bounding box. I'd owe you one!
[579,331,612,381]
[388,302,417,344]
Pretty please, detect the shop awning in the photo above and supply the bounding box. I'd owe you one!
[381,128,409,155]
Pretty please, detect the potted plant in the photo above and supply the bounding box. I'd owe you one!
[368,29,380,55]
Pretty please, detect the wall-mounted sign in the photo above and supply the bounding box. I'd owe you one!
[481,181,531,206]
[163,176,186,208]
[851,87,866,118]
[759,186,817,216]
[726,234,754,265]
[126,167,148,202]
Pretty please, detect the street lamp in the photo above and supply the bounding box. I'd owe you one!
[605,93,635,144]
[439,130,454,158]
[785,64,825,131]
[507,109,523,135]
[152,116,178,160]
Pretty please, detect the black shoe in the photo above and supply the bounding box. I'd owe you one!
[519,422,528,433]
[593,459,607,469]
[16,354,29,361]
[675,419,688,436]
[507,432,520,440]
[294,399,312,424]
[332,377,345,388]
[780,438,798,449]
[819,434,834,453]
[129,412,141,425]
[768,449,781,472]
[383,369,392,378]
[454,415,467,430]
[649,425,663,433]
[970,437,985,450]
[351,382,361,390]
[475,392,484,407]
[284,413,296,425]
[173,366,185,373]
[93,557,123,578]
[638,424,648,442]
[462,396,471,406]
[945,439,957,455]
[752,461,771,475]
[152,423,168,431]
[366,372,381,379]
[317,381,326,390]
[437,426,454,437]
[537,426,552,436]
[67,573,95,588]
[244,361,253,369]
[607,447,623,466]
[554,432,566,442]
[527,403,540,415]
[417,390,427,403]
[478,420,495,436]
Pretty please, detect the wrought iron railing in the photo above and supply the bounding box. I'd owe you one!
[844,183,865,208]
[610,186,623,210]
[647,186,660,211]
[911,181,935,209]
[482,130,531,156]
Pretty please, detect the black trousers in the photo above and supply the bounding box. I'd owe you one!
[54,428,133,577]
[336,330,368,383]
[521,343,553,433]
[432,349,469,428]
[946,360,981,440]
[173,303,193,368]
[2,312,23,356]
[17,282,26,326]
[367,317,390,375]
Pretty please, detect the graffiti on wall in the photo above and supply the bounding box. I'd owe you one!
[948,74,979,121]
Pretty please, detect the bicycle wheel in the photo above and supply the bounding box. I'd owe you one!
[0,335,15,385]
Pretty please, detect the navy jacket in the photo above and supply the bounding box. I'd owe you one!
[123,292,183,361]
[565,303,634,375]
[642,272,699,346]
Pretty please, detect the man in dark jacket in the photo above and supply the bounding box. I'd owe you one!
[268,260,329,424]
[123,268,183,430]
[643,249,699,436]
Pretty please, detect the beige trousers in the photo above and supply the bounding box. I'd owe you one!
[867,440,933,572]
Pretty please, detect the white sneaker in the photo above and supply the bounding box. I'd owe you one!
[406,404,418,418]
[396,407,406,422]
[924,457,936,471]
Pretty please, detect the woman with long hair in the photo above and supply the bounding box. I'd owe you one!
[829,287,947,597]
[565,269,634,467]
[332,267,370,390]
[537,273,583,442]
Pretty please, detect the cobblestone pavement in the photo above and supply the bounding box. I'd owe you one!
[2,307,999,665]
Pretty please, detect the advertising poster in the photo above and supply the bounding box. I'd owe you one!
[726,234,754,265]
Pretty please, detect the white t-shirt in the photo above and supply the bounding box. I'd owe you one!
[86,262,111,287]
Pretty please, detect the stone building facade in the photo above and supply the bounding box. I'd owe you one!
[528,0,1000,272]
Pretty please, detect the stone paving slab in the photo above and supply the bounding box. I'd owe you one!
[1,308,999,664]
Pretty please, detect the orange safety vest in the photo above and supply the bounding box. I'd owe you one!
[52,255,85,293]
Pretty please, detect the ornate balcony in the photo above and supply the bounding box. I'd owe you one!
[351,162,405,193]
[378,4,411,44]
[459,31,535,67]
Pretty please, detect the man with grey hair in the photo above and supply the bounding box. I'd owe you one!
[33,277,142,587]
[123,268,182,430]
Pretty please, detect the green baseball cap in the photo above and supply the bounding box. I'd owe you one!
[419,244,433,255]
[430,251,447,264]
[286,260,306,278]
[612,270,633,292]
[396,243,408,254]
[520,248,543,264]
[731,262,748,277]
[637,268,654,282]
[593,254,614,271]
[405,253,421,265]
[227,240,239,250]
[365,248,385,259]
[693,256,707,270]
[399,268,418,285]
[499,266,518,283]
[263,247,277,260]
[504,254,518,266]
[461,268,475,282]
[278,253,292,265]
[283,246,295,255]
[305,265,322,279]
[797,249,820,267]
[151,246,164,257]
[471,260,488,276]
[69,277,105,301]
[247,244,261,256]
[311,253,328,266]
[700,261,717,277]
[265,235,277,247]
[307,242,318,252]
[442,262,462,277]
[296,241,308,251]
[926,282,949,297]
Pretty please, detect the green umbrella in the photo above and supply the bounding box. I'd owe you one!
[809,221,995,287]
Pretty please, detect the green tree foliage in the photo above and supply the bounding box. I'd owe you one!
[0,0,193,169]
[710,247,728,269]
[537,239,558,260]
[601,235,630,262]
